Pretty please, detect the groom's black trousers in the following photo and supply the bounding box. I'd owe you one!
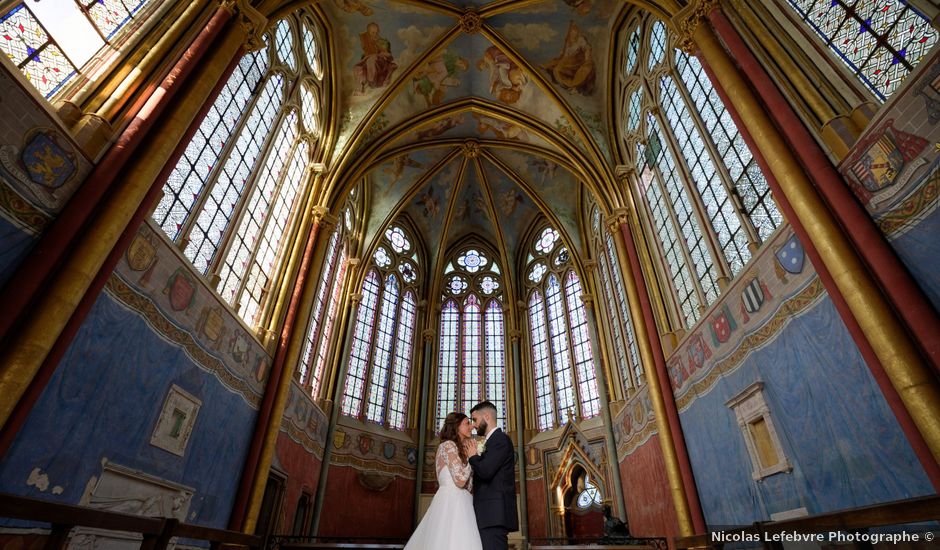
[479,527,509,550]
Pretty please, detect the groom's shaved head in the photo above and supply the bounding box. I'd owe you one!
[470,401,497,436]
[470,400,497,417]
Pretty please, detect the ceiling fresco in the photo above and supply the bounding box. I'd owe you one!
[321,0,626,286]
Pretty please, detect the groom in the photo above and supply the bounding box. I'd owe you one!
[465,401,518,550]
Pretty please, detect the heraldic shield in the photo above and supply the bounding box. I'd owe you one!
[775,233,805,275]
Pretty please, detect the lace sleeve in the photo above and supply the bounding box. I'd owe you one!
[436,441,471,488]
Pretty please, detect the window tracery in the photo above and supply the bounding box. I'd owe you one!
[617,16,782,329]
[525,225,599,431]
[341,223,421,430]
[436,246,507,431]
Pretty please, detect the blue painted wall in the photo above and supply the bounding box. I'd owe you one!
[0,218,36,288]
[890,209,940,311]
[0,291,257,528]
[680,296,933,528]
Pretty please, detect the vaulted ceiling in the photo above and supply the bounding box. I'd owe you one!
[316,0,650,287]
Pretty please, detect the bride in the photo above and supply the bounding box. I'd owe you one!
[404,412,482,550]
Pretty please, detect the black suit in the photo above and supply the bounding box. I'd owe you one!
[468,428,518,550]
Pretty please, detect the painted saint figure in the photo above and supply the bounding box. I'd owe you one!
[354,22,398,93]
[413,51,470,107]
[476,46,528,105]
[542,22,596,95]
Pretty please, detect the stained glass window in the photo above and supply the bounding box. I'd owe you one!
[153,49,268,239]
[216,113,305,322]
[302,19,321,77]
[341,223,421,429]
[342,269,380,416]
[366,275,400,423]
[77,0,155,40]
[566,271,599,417]
[618,15,781,329]
[301,80,321,137]
[529,291,554,431]
[388,291,417,430]
[435,246,508,431]
[0,4,77,98]
[386,225,411,253]
[1,0,159,99]
[524,224,601,430]
[275,19,296,72]
[298,226,341,387]
[603,228,642,386]
[785,0,937,100]
[151,12,327,328]
[624,25,641,75]
[648,20,666,70]
[297,192,356,398]
[438,300,460,425]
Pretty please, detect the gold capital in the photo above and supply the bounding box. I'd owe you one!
[605,208,630,233]
[614,165,636,183]
[672,0,720,54]
[233,0,268,52]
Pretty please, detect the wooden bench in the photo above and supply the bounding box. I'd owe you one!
[0,492,261,550]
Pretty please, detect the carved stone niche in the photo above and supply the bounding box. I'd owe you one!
[71,461,195,550]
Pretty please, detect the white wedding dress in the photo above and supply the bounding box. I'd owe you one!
[404,440,482,550]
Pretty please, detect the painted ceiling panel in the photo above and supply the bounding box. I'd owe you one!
[442,160,498,257]
[487,0,617,162]
[325,0,630,277]
[479,159,540,277]
[328,0,458,154]
[490,148,584,256]
[404,155,467,269]
[362,146,457,252]
[377,32,478,134]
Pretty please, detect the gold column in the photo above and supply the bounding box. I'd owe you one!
[723,0,871,160]
[243,213,326,533]
[0,19,248,429]
[94,0,214,122]
[681,6,940,464]
[608,210,694,536]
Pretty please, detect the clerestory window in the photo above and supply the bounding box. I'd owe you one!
[618,17,783,329]
[436,246,508,431]
[151,13,326,327]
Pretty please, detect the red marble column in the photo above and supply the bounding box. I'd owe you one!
[618,222,707,534]
[0,7,233,345]
[708,9,940,371]
[698,10,940,490]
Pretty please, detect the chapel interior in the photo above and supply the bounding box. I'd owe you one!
[0,0,939,548]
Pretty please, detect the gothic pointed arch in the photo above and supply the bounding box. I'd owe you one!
[340,215,423,430]
[435,236,509,430]
[615,12,783,329]
[522,219,600,431]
